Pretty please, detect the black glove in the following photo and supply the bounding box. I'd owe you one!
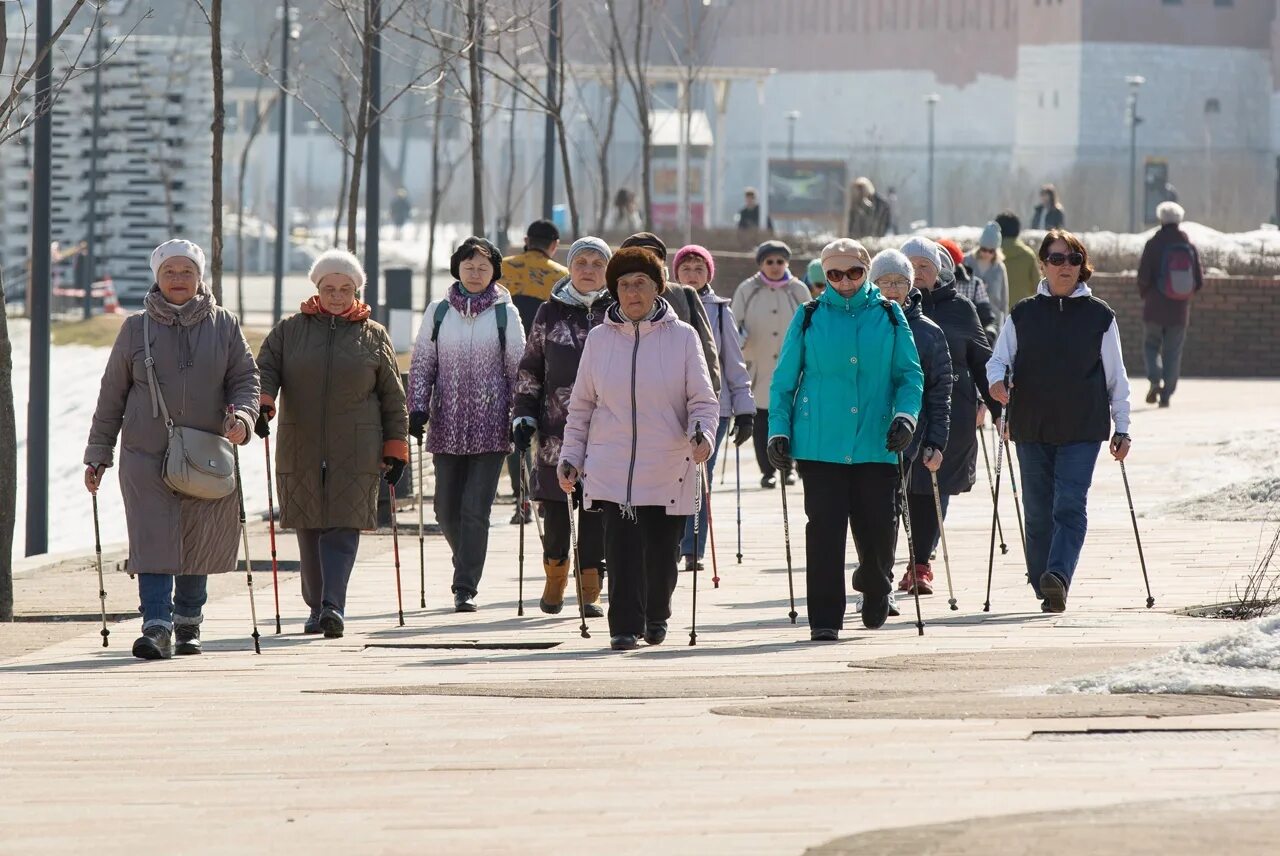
[409,411,428,441]
[766,436,792,473]
[511,420,536,452]
[885,416,914,454]
[254,409,271,439]
[383,457,406,485]
[731,412,754,447]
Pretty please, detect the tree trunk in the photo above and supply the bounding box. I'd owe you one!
[209,0,225,303]
[502,84,516,238]
[466,0,485,236]
[632,3,652,230]
[554,113,579,237]
[594,44,620,234]
[333,116,351,248]
[0,270,15,621]
[237,93,275,317]
[426,88,446,300]
[345,2,374,253]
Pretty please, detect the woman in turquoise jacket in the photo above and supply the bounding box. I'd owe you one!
[767,239,923,639]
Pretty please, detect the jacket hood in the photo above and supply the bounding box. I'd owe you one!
[920,281,958,309]
[603,296,676,328]
[1036,279,1092,299]
[902,288,924,320]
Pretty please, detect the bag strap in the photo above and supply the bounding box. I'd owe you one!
[432,298,507,361]
[142,314,174,429]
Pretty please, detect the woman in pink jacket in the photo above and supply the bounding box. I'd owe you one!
[559,247,720,650]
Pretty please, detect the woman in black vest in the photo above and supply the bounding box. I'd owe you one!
[987,230,1132,614]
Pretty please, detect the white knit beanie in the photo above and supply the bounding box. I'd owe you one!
[309,249,367,291]
[869,250,914,288]
[150,239,206,283]
[900,237,942,272]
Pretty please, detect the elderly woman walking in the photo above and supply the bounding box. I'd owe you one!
[256,249,408,638]
[85,240,259,660]
[965,221,1010,329]
[409,237,525,612]
[731,240,811,489]
[512,236,614,618]
[559,247,719,651]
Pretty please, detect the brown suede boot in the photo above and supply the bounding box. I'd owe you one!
[540,559,569,614]
[580,568,604,618]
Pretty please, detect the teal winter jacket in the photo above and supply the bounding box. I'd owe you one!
[768,283,924,466]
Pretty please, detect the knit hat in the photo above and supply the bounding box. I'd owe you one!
[567,236,612,267]
[900,236,942,272]
[755,239,792,265]
[937,246,957,282]
[150,239,206,283]
[605,247,667,298]
[979,221,1002,250]
[819,238,871,273]
[673,244,715,284]
[450,236,503,282]
[308,248,367,291]
[869,249,914,288]
[936,238,965,268]
[806,258,826,286]
[1157,201,1185,225]
[620,231,667,261]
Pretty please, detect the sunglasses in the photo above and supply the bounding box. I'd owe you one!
[825,267,866,283]
[762,258,787,265]
[1045,251,1084,267]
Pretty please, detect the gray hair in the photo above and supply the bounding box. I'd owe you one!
[1157,201,1185,225]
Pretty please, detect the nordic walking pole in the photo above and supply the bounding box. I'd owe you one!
[690,423,705,646]
[1119,458,1156,608]
[564,480,590,639]
[91,493,109,647]
[930,469,958,611]
[898,454,924,636]
[1002,429,1028,561]
[735,443,743,564]
[983,405,1010,613]
[978,426,1008,554]
[517,456,526,617]
[231,439,262,655]
[388,482,406,627]
[780,461,798,625]
[416,436,425,608]
[262,434,282,634]
[707,473,720,588]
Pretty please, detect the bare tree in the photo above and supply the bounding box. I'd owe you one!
[566,14,622,233]
[235,88,280,314]
[608,0,657,230]
[193,0,227,303]
[464,0,486,235]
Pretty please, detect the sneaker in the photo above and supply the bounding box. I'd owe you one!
[510,502,532,525]
[132,625,173,660]
[643,622,667,646]
[862,593,890,630]
[319,607,345,638]
[174,624,202,656]
[303,613,322,635]
[1041,573,1068,613]
[810,628,839,642]
[682,556,704,573]
[454,592,478,613]
[1145,382,1161,405]
[887,592,901,617]
[898,564,934,596]
[610,634,639,651]
[760,474,777,489]
[783,471,797,487]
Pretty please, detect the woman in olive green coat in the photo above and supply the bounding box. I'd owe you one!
[256,249,409,638]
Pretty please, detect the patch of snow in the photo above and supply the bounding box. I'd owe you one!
[1050,616,1280,699]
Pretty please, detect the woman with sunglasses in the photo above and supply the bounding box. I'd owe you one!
[731,240,811,489]
[766,239,923,640]
[898,238,1001,596]
[987,230,1132,614]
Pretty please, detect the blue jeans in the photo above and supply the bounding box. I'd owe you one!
[681,417,730,559]
[1016,441,1101,597]
[137,573,209,630]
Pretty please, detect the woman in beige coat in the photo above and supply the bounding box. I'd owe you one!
[256,249,409,639]
[84,240,260,661]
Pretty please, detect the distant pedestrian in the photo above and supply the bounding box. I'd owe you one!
[409,237,525,612]
[846,177,892,238]
[731,240,810,489]
[1137,202,1203,407]
[805,258,827,298]
[937,237,996,337]
[391,188,412,239]
[737,187,773,232]
[996,211,1041,308]
[1031,184,1066,231]
[84,240,260,660]
[964,221,1010,328]
[987,230,1133,613]
[256,249,409,639]
[613,188,643,232]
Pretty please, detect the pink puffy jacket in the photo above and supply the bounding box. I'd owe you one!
[560,299,720,517]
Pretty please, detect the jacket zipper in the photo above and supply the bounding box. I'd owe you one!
[623,319,641,518]
[320,316,336,518]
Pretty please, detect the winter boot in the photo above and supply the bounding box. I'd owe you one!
[580,568,604,619]
[174,624,202,656]
[132,625,173,660]
[1145,382,1161,404]
[643,621,668,646]
[539,559,570,615]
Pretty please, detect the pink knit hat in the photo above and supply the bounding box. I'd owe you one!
[673,244,716,284]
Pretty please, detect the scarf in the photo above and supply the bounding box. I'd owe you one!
[448,281,500,317]
[759,271,793,290]
[558,280,608,310]
[300,295,372,321]
[144,282,214,328]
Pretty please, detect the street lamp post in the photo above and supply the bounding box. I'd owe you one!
[1126,75,1145,233]
[925,93,939,226]
[27,0,53,556]
[272,1,296,326]
[84,21,105,320]
[785,110,800,162]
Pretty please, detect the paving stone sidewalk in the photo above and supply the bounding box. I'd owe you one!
[2,380,1279,855]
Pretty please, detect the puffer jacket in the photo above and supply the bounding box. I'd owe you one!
[666,283,721,394]
[1003,237,1041,308]
[559,299,720,517]
[730,272,811,406]
[900,289,955,495]
[513,277,615,501]
[698,286,754,418]
[768,282,923,467]
[257,299,408,530]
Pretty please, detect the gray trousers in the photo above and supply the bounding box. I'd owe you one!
[297,527,361,615]
[1143,322,1187,399]
[433,452,506,596]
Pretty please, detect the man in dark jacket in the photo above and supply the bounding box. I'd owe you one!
[1136,202,1203,408]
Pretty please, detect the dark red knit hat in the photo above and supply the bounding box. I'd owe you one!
[605,247,668,298]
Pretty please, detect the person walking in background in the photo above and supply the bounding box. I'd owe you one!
[737,187,773,232]
[513,237,614,618]
[767,239,923,639]
[731,240,811,489]
[965,221,1010,329]
[1137,202,1203,408]
[1031,184,1066,231]
[613,188,643,232]
[409,237,525,612]
[673,244,755,571]
[988,230,1132,613]
[558,247,719,651]
[256,249,408,639]
[391,188,412,240]
[937,237,996,338]
[846,177,892,239]
[805,258,827,298]
[84,240,259,660]
[996,211,1041,308]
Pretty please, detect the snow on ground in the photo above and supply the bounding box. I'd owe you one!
[1051,616,1280,699]
[9,318,271,563]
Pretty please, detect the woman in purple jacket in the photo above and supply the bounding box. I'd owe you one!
[559,247,720,650]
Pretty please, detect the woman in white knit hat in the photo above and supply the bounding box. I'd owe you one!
[255,248,409,638]
[85,240,260,660]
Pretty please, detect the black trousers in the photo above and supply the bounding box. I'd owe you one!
[542,498,605,569]
[796,460,898,631]
[597,502,684,636]
[753,408,774,478]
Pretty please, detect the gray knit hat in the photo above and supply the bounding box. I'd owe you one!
[755,239,792,265]
[979,221,1002,250]
[900,236,942,272]
[567,236,612,267]
[869,249,914,288]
